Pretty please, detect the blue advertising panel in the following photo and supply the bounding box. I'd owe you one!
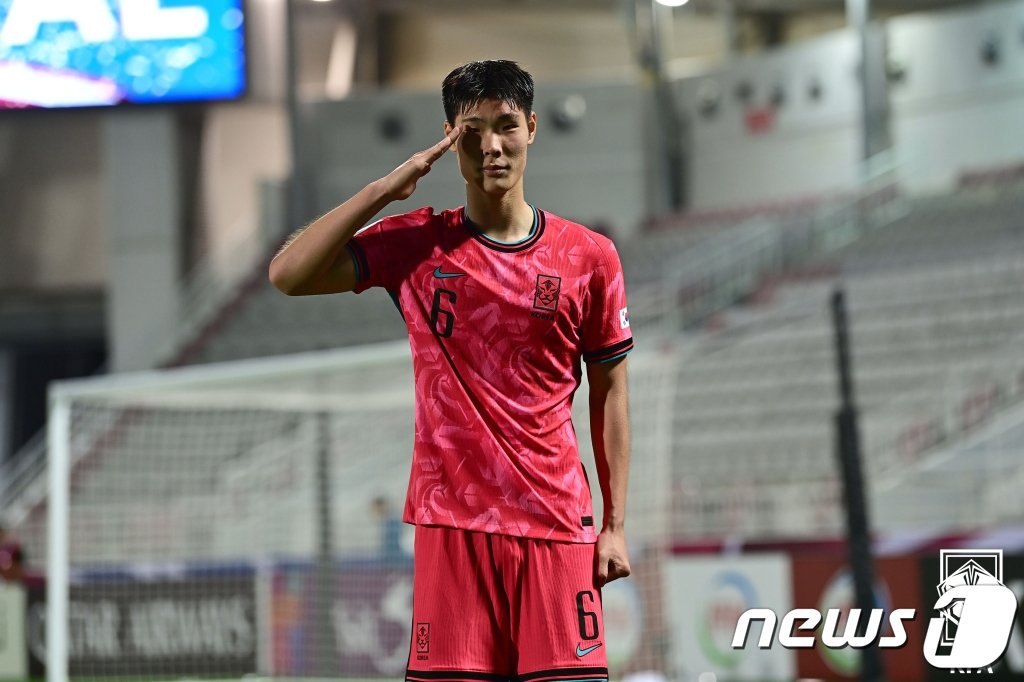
[0,0,246,109]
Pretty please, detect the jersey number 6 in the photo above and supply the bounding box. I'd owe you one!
[431,288,457,338]
[575,590,600,641]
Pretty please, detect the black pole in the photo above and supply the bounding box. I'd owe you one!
[831,288,885,682]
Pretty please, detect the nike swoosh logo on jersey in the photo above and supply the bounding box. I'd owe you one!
[433,266,466,279]
[575,642,603,658]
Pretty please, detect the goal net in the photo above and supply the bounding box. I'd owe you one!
[39,339,680,682]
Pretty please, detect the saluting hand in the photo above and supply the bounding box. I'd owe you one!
[379,127,462,202]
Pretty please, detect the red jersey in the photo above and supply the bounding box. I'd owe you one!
[346,206,633,543]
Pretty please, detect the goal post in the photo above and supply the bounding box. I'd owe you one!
[46,394,70,682]
[43,341,418,682]
[40,339,678,682]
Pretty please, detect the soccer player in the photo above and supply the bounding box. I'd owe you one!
[270,60,632,680]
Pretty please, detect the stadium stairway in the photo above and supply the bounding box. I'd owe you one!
[185,284,408,365]
[839,183,1024,272]
[871,398,1024,535]
[668,227,1024,537]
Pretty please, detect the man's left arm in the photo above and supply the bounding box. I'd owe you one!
[588,356,631,587]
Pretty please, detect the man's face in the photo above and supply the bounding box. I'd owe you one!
[444,99,536,196]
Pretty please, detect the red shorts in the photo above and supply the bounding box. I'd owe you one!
[406,526,608,682]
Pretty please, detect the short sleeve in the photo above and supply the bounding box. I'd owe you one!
[345,208,433,294]
[581,243,634,364]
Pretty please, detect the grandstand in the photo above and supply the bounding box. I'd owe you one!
[18,185,1024,520]
[16,175,1024,679]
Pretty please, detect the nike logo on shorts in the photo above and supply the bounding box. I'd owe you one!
[575,642,603,657]
[433,266,466,279]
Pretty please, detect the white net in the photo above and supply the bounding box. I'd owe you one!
[37,339,679,681]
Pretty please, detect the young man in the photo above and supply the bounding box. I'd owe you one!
[270,60,632,680]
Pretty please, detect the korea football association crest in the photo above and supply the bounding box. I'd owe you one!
[415,622,430,659]
[534,274,561,312]
[924,549,1018,673]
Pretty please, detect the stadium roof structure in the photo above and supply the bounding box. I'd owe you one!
[375,0,988,15]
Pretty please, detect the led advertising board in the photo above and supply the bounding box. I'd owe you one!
[0,0,246,109]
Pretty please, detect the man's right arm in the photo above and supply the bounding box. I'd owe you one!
[268,126,461,296]
[268,180,391,295]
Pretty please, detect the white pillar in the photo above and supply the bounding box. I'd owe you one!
[45,395,70,682]
[103,111,183,371]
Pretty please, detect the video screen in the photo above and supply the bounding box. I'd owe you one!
[0,0,246,109]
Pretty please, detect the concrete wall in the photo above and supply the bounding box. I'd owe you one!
[888,0,1024,192]
[0,113,107,291]
[197,103,290,276]
[676,29,863,211]
[675,0,1024,209]
[385,6,730,88]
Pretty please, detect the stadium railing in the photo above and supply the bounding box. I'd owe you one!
[0,431,47,528]
[668,267,1024,538]
[628,152,908,333]
[157,179,287,368]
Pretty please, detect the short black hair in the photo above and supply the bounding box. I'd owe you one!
[442,60,534,125]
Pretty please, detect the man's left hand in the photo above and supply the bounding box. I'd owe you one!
[595,527,631,587]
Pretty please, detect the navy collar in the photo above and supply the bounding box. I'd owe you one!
[461,206,545,253]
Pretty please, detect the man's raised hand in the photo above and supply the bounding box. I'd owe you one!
[379,126,462,202]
